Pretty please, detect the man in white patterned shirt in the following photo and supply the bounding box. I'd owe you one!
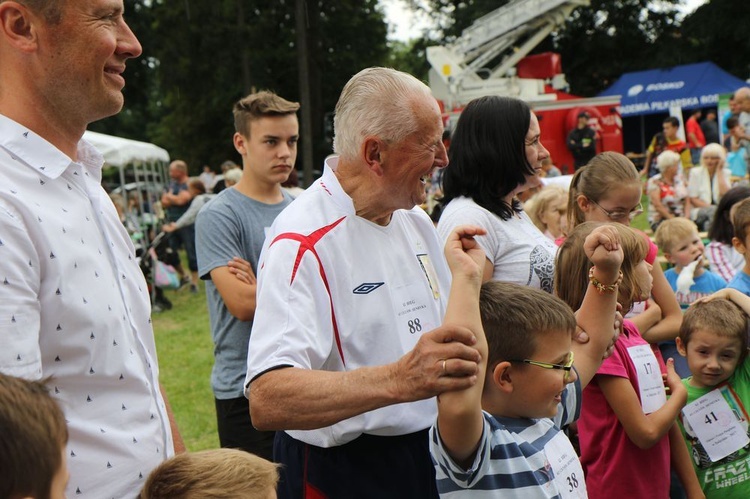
[0,0,183,497]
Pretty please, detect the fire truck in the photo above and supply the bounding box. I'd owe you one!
[426,0,622,174]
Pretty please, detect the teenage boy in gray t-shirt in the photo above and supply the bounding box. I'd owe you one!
[195,91,300,460]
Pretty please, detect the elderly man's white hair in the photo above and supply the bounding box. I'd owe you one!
[736,86,750,100]
[333,67,435,161]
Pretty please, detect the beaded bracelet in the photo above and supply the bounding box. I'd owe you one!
[588,267,623,294]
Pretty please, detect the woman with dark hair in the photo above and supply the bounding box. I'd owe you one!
[437,95,557,291]
[706,185,750,282]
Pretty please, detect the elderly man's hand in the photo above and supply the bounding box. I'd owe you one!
[391,324,481,402]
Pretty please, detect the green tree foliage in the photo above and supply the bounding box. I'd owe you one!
[409,0,508,41]
[677,0,750,80]
[408,0,688,97]
[387,38,433,82]
[308,1,389,161]
[94,0,389,177]
[554,0,682,96]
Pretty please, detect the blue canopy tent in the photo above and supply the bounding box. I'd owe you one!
[598,62,747,154]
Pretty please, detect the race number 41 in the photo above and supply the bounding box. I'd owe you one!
[683,389,750,463]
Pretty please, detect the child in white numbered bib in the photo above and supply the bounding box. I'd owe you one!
[431,223,624,498]
[558,223,704,498]
[676,289,750,499]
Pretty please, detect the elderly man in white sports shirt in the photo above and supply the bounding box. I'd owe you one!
[245,67,483,498]
[0,1,183,497]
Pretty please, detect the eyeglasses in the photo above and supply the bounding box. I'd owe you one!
[510,351,575,382]
[590,199,643,222]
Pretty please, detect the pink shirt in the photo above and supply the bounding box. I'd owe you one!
[645,235,658,265]
[578,320,670,499]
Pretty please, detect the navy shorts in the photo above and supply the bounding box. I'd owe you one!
[274,429,438,499]
[214,397,275,461]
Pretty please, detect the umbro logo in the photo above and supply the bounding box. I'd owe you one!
[353,282,384,294]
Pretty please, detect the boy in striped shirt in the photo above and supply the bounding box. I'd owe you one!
[431,225,623,497]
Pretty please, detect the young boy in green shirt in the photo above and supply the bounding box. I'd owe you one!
[676,288,750,498]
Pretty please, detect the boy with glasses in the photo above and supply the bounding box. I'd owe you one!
[430,225,623,496]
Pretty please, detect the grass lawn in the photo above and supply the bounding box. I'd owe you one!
[632,193,650,232]
[152,281,219,451]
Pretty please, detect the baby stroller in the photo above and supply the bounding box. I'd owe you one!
[137,231,181,313]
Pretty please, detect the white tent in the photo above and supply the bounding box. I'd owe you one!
[83,131,169,244]
[83,130,169,167]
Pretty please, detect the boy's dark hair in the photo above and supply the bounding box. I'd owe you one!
[479,281,576,367]
[233,91,300,138]
[680,299,748,363]
[441,95,532,221]
[708,186,750,245]
[188,178,207,195]
[732,198,750,244]
[727,116,740,130]
[663,116,680,128]
[0,374,68,499]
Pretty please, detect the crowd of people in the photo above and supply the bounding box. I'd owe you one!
[7,1,750,499]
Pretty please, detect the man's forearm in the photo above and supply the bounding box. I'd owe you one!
[249,365,405,431]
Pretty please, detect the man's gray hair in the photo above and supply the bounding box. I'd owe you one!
[736,86,750,102]
[333,67,435,161]
[7,0,64,24]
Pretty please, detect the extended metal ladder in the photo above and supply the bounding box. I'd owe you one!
[427,0,589,108]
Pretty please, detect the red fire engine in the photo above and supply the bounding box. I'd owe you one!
[427,0,623,174]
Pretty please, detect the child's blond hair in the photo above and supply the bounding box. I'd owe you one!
[140,449,279,499]
[527,185,567,234]
[567,152,640,231]
[654,217,699,255]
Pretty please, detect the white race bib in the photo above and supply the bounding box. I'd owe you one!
[545,431,588,498]
[683,389,750,463]
[627,344,667,413]
[391,281,436,337]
